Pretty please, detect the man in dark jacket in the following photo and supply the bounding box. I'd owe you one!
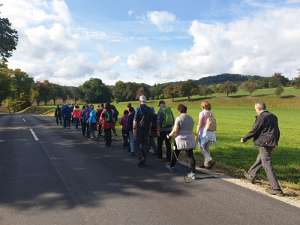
[133,95,153,167]
[241,102,283,196]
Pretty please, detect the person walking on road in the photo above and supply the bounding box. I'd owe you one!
[120,110,129,148]
[241,102,283,196]
[81,105,87,136]
[55,105,62,126]
[157,100,174,162]
[100,103,114,147]
[96,104,104,137]
[72,104,81,129]
[62,103,72,129]
[166,104,196,180]
[196,101,217,169]
[127,106,135,155]
[133,95,153,167]
[88,105,97,139]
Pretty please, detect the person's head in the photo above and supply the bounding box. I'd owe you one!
[57,104,60,108]
[139,95,147,105]
[123,110,129,116]
[90,104,94,110]
[75,105,79,109]
[254,101,266,114]
[201,101,211,111]
[158,100,166,109]
[104,102,110,110]
[128,106,135,114]
[177,104,187,114]
[82,105,86,110]
[127,103,132,108]
[101,103,104,109]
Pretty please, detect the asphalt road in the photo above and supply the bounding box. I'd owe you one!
[0,114,299,225]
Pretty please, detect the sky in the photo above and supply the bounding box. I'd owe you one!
[1,0,300,86]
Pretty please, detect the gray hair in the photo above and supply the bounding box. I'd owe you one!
[255,101,266,110]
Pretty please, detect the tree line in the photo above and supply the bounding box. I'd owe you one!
[1,15,300,111]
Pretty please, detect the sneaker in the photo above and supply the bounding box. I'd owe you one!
[205,160,215,169]
[184,172,196,183]
[266,188,284,196]
[165,164,175,172]
[244,172,255,184]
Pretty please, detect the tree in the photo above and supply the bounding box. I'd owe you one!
[0,17,18,62]
[80,78,112,103]
[151,83,164,99]
[0,65,11,104]
[220,81,238,96]
[163,84,180,101]
[180,80,198,101]
[269,73,290,88]
[10,69,34,102]
[113,81,127,102]
[274,86,284,97]
[34,80,52,105]
[49,84,63,105]
[293,75,300,89]
[241,80,258,95]
[199,85,214,96]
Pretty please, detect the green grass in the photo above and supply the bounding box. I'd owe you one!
[24,87,300,190]
[114,94,300,190]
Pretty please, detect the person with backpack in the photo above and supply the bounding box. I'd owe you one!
[100,103,114,146]
[196,101,217,169]
[72,104,81,129]
[157,100,174,163]
[127,107,136,155]
[111,104,119,136]
[96,104,104,137]
[166,104,196,180]
[150,107,158,155]
[88,105,97,139]
[133,95,153,167]
[120,110,129,148]
[62,103,72,129]
[81,105,87,136]
[54,105,62,126]
[241,102,283,196]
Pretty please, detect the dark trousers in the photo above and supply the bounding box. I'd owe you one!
[63,117,71,128]
[122,130,129,147]
[86,123,90,138]
[136,138,150,164]
[74,118,79,129]
[104,128,112,146]
[56,116,62,126]
[248,147,281,190]
[81,121,87,136]
[157,131,172,162]
[98,123,102,136]
[170,149,196,173]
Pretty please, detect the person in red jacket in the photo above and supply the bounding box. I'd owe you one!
[72,104,82,129]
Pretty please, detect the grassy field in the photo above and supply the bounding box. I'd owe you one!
[21,87,300,190]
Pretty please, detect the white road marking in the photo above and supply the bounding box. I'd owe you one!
[22,118,26,122]
[29,128,39,141]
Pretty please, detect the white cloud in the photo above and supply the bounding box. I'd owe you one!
[1,0,120,85]
[147,11,176,32]
[127,46,163,71]
[173,7,300,79]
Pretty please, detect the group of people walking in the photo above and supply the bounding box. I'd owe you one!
[55,96,284,196]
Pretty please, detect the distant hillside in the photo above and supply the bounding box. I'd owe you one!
[161,73,267,87]
[194,73,267,85]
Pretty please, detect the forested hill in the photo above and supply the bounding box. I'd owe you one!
[160,73,267,87]
[194,73,266,85]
